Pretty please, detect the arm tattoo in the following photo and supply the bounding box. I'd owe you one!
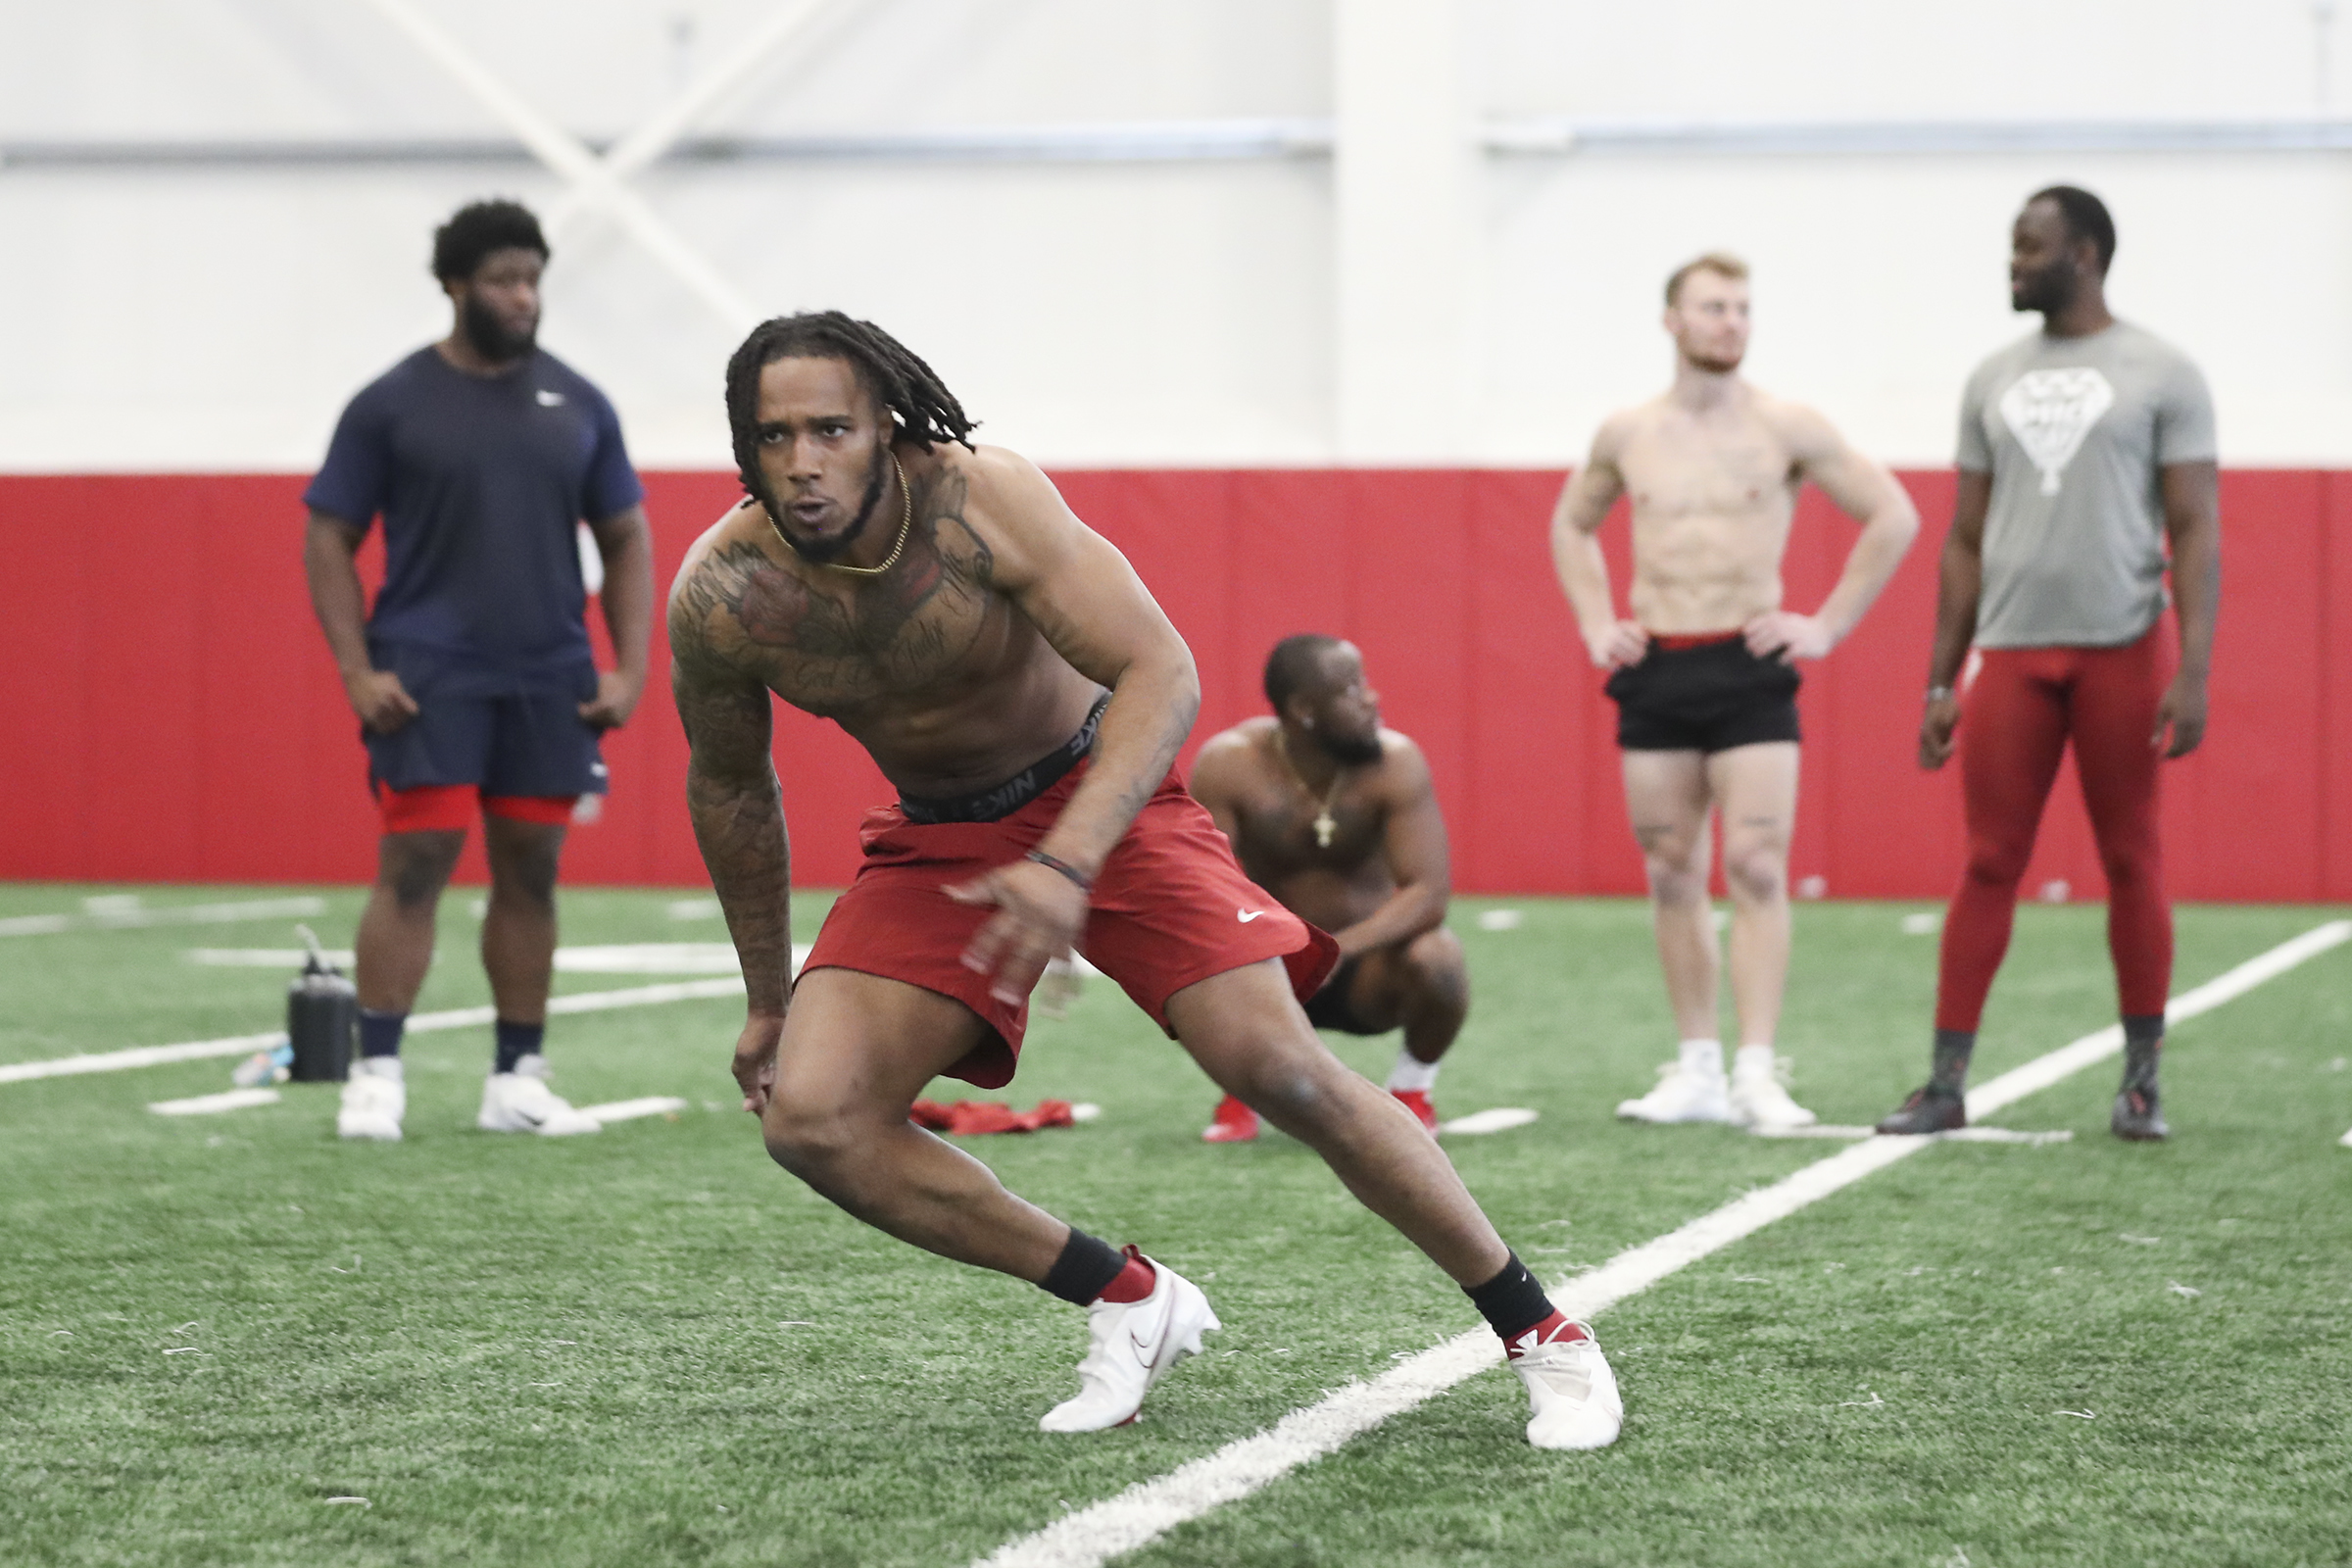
[671,581,794,1013]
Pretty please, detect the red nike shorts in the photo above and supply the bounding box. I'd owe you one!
[801,761,1337,1089]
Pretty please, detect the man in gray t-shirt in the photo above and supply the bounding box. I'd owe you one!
[1957,319,2215,649]
[1878,186,2221,1145]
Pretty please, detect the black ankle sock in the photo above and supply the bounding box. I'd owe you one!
[1930,1029,1976,1096]
[494,1019,545,1075]
[358,1008,407,1060]
[1040,1228,1128,1306]
[2121,1014,2164,1093]
[1464,1251,1556,1345]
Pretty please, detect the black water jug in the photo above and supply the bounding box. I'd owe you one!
[287,925,356,1082]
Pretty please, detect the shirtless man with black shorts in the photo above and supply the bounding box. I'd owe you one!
[667,312,1621,1447]
[1189,635,1467,1142]
[1552,253,1919,1131]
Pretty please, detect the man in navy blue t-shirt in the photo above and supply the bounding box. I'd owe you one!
[304,199,654,1144]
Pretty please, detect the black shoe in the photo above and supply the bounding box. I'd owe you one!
[2112,1085,2169,1141]
[1875,1084,1966,1135]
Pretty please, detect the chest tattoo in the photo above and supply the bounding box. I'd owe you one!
[686,484,1004,710]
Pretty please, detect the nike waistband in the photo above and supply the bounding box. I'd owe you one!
[898,693,1110,825]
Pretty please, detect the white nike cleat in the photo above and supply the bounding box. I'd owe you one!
[1511,1321,1624,1450]
[1040,1254,1220,1432]
[1615,1061,1731,1124]
[337,1056,406,1142]
[1729,1056,1818,1131]
[477,1054,602,1136]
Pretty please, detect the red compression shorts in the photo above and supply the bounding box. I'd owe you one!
[1936,623,2173,1031]
[801,761,1338,1090]
[373,782,577,834]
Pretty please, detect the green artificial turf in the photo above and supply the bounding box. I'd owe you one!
[1,886,2347,1566]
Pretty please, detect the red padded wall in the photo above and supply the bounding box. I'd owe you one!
[0,468,2342,900]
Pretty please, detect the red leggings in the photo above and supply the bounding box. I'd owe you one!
[1936,625,2172,1031]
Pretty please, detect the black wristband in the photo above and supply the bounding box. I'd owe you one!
[1025,849,1094,893]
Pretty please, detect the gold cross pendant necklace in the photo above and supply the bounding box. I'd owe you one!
[1277,731,1346,849]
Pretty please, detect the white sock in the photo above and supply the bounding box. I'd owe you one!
[1386,1050,1441,1094]
[1734,1043,1776,1080]
[356,1055,404,1083]
[1679,1039,1725,1077]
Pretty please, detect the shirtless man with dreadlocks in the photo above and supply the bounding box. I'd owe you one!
[667,311,1622,1447]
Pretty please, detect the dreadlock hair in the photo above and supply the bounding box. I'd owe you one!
[725,312,977,513]
[431,199,548,282]
[2028,184,2116,274]
[1264,634,1346,717]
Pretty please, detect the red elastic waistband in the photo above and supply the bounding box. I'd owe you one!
[1647,630,1744,651]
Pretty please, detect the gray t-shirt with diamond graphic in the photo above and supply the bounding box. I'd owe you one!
[1957,320,2215,648]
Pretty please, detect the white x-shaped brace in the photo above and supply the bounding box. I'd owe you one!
[357,0,859,333]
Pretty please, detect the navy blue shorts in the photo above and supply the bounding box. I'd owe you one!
[361,645,606,801]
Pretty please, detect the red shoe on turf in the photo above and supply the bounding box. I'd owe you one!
[1200,1094,1259,1143]
[1392,1088,1440,1132]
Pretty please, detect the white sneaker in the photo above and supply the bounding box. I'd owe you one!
[1615,1061,1731,1123]
[337,1057,406,1142]
[1511,1321,1624,1450]
[1039,1255,1220,1432]
[477,1054,602,1136]
[1730,1056,1818,1131]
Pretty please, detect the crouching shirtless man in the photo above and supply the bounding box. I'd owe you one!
[1190,635,1468,1142]
[668,312,1621,1448]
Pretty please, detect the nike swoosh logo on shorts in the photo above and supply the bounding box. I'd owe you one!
[1238,908,1268,922]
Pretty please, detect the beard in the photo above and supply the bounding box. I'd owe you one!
[1315,727,1385,767]
[2012,266,2076,315]
[776,447,889,565]
[461,294,537,364]
[1685,347,1743,374]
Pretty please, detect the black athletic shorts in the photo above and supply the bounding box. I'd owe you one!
[1603,633,1801,754]
[1301,954,1383,1035]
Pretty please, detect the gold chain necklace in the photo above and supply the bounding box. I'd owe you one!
[1276,730,1347,849]
[772,451,911,578]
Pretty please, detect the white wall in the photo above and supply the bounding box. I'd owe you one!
[2,0,2346,472]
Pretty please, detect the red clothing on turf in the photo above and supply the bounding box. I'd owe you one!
[802,760,1338,1089]
[907,1099,1076,1135]
[1936,623,2173,1031]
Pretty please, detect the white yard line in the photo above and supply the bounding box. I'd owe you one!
[0,972,781,1088]
[0,1028,296,1085]
[185,943,753,975]
[148,1088,282,1116]
[1757,1125,2073,1145]
[0,896,327,938]
[578,1096,690,1123]
[2,944,820,1088]
[1438,1107,1540,1136]
[975,918,2351,1568]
